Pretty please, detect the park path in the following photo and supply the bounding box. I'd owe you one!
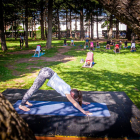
[12,45,76,64]
[7,45,77,76]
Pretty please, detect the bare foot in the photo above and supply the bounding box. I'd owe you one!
[19,105,30,111]
[25,101,33,106]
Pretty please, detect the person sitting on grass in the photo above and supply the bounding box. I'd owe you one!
[19,67,93,116]
[106,40,110,49]
[131,36,136,51]
[85,38,89,48]
[90,41,94,50]
[71,39,74,46]
[119,41,122,49]
[96,42,100,48]
[110,40,114,46]
[124,40,128,48]
[64,39,67,46]
[114,43,120,53]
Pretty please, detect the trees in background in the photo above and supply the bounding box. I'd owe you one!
[0,0,140,139]
[97,0,140,38]
[0,0,140,50]
[0,0,7,52]
[46,0,53,48]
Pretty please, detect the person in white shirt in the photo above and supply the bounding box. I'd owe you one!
[19,67,92,116]
[131,36,136,51]
[71,40,74,46]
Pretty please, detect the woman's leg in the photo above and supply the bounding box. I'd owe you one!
[19,67,55,111]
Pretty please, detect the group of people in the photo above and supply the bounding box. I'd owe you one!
[105,37,136,53]
[84,38,100,51]
[105,40,121,53]
[64,39,75,46]
[18,35,137,116]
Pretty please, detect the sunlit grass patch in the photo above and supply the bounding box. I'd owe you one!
[0,39,140,109]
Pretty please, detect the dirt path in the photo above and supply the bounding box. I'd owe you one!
[7,46,77,76]
[12,45,76,64]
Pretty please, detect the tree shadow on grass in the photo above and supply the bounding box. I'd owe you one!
[3,84,140,139]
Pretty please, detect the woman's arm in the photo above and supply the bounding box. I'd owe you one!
[82,101,90,105]
[66,94,92,116]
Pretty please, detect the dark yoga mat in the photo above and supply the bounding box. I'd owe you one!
[13,100,110,117]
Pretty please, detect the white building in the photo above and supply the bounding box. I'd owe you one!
[59,17,127,38]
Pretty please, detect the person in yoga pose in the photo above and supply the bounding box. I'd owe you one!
[19,67,92,116]
[106,40,110,49]
[90,41,94,50]
[85,38,89,47]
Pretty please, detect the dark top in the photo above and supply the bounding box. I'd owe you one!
[132,39,135,43]
[86,39,89,42]
[107,41,110,44]
[64,39,66,44]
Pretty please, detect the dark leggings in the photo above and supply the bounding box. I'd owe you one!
[21,67,55,105]
[20,39,24,47]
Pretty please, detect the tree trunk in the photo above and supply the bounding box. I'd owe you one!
[0,93,36,140]
[91,13,93,40]
[0,0,7,52]
[96,14,99,39]
[126,26,132,41]
[31,19,33,39]
[44,9,47,39]
[116,18,119,39]
[46,0,53,49]
[4,21,6,39]
[15,20,17,40]
[75,15,77,38]
[34,15,36,40]
[25,4,28,48]
[22,9,24,33]
[93,16,94,38]
[108,14,113,40]
[66,10,68,38]
[97,0,140,38]
[45,22,47,39]
[107,15,109,38]
[70,9,72,38]
[88,20,90,38]
[80,8,84,40]
[40,0,45,40]
[57,9,60,40]
[12,21,14,38]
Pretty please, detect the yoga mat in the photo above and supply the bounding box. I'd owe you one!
[14,100,110,117]
[32,53,45,57]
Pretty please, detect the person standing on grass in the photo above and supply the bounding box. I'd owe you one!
[64,39,67,46]
[85,38,89,47]
[19,67,92,116]
[131,36,136,51]
[124,40,128,48]
[20,33,24,49]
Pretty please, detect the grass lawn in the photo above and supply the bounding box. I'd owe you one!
[0,38,140,109]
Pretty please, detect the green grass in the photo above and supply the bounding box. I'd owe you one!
[0,39,140,109]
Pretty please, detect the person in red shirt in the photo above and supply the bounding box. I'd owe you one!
[114,44,120,53]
